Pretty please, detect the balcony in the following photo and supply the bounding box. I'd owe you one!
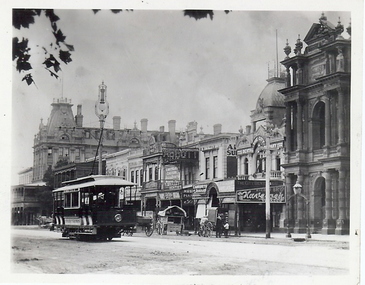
[236,170,283,181]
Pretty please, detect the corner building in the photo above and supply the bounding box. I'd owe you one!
[280,13,351,234]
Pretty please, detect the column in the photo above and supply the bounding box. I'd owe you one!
[324,95,331,148]
[322,170,336,234]
[296,62,303,85]
[285,175,294,234]
[285,102,292,153]
[285,66,291,87]
[296,99,303,151]
[337,88,345,145]
[335,168,349,234]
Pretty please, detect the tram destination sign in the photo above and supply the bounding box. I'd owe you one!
[236,185,286,203]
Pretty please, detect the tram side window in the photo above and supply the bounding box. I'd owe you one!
[71,192,79,207]
[64,192,80,208]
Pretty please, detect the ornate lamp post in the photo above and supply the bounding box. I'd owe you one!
[286,182,311,239]
[95,81,109,175]
[265,135,272,238]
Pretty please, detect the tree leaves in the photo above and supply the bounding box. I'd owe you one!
[13,37,32,73]
[12,9,74,86]
[59,50,72,64]
[13,9,38,29]
[22,74,35,86]
[183,10,214,20]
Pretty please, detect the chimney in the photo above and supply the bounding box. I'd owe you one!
[245,125,251,135]
[141,118,148,133]
[213,124,222,135]
[159,126,165,132]
[75,104,83,127]
[113,116,121,130]
[168,120,176,142]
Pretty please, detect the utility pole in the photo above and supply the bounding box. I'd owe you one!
[95,81,109,175]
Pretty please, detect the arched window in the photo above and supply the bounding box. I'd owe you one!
[312,101,326,149]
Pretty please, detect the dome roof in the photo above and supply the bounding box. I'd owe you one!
[255,77,285,112]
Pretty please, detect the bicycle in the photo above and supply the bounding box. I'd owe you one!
[198,221,213,237]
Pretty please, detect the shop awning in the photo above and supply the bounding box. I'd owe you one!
[195,203,206,219]
[158,205,187,218]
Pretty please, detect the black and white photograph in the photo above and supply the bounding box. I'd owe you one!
[2,0,363,284]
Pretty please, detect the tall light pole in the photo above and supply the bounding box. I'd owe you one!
[265,135,272,238]
[95,81,109,175]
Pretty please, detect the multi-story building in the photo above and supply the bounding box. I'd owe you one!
[32,90,175,182]
[18,167,33,185]
[280,13,351,235]
[11,182,50,225]
[235,73,286,233]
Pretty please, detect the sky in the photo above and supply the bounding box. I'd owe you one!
[9,4,354,185]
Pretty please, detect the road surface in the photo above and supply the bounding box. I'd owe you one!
[10,226,351,278]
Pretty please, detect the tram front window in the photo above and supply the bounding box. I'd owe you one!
[95,190,118,209]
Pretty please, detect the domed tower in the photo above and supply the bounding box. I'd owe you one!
[250,76,286,132]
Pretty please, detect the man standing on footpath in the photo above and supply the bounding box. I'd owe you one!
[223,219,229,238]
[216,214,222,238]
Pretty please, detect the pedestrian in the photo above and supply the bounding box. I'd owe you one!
[216,215,222,238]
[223,220,229,238]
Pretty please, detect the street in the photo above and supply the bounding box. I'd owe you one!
[10,226,350,277]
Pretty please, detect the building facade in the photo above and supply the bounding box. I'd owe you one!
[235,74,286,233]
[280,13,351,234]
[32,94,176,183]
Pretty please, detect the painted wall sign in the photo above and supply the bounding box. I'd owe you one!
[236,185,286,203]
[226,144,237,156]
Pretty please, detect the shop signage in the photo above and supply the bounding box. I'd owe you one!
[160,192,181,200]
[271,142,283,149]
[235,180,282,190]
[144,181,159,190]
[193,184,207,193]
[162,147,198,163]
[226,144,237,156]
[163,179,181,190]
[182,189,194,205]
[237,148,253,155]
[236,185,286,203]
[165,165,179,180]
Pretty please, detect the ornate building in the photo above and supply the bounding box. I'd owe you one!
[235,73,286,233]
[280,13,351,234]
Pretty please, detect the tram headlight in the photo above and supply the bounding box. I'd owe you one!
[114,213,122,222]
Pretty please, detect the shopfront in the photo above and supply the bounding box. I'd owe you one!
[235,180,285,233]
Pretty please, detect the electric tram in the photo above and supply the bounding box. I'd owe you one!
[52,175,153,241]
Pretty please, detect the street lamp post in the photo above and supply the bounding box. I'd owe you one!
[265,135,271,239]
[286,182,311,239]
[95,81,109,175]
